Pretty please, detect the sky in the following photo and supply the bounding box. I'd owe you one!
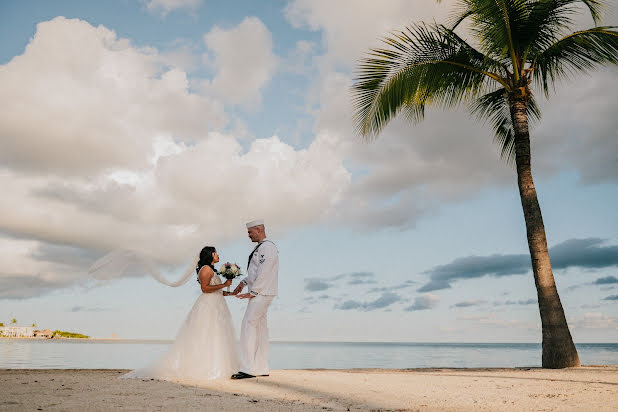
[0,0,617,343]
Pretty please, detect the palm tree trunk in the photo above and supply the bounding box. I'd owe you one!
[510,96,580,368]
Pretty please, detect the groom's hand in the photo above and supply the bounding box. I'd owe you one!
[232,283,245,295]
[236,293,254,299]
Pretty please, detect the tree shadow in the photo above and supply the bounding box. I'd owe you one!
[237,376,391,410]
[354,366,618,386]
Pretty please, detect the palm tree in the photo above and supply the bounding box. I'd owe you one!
[10,318,17,325]
[352,0,617,368]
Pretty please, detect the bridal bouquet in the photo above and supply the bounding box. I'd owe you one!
[218,262,241,280]
[219,263,241,293]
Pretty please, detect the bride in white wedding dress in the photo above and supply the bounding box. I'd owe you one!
[119,246,240,383]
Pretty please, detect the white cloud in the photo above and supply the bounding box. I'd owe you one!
[201,17,278,106]
[457,313,540,330]
[152,132,350,240]
[285,1,618,230]
[532,67,618,184]
[282,40,317,75]
[0,236,43,280]
[285,0,617,71]
[282,1,519,229]
[0,235,87,299]
[0,17,225,176]
[453,299,488,308]
[2,8,616,299]
[140,0,203,16]
[572,312,618,330]
[313,72,512,229]
[0,130,350,297]
[285,0,449,69]
[0,130,349,258]
[0,17,350,298]
[405,293,440,311]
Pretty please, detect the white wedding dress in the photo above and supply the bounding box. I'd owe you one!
[122,274,240,383]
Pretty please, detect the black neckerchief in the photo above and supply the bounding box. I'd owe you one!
[247,240,273,271]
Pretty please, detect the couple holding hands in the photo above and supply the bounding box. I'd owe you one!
[122,219,278,382]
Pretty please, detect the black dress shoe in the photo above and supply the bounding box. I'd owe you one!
[231,371,255,379]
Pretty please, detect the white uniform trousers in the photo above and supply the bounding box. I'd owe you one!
[239,294,274,376]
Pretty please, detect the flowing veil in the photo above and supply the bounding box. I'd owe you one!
[91,250,241,382]
[88,250,199,287]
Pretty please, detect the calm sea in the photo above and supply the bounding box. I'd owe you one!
[1,340,617,369]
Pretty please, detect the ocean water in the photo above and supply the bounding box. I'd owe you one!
[1,340,617,369]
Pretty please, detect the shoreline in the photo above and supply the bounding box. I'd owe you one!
[0,336,90,340]
[1,366,616,411]
[3,337,616,343]
[4,337,617,343]
[0,336,175,343]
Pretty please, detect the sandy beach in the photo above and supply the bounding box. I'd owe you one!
[1,366,617,411]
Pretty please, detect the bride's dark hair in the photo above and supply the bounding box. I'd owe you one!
[196,246,216,276]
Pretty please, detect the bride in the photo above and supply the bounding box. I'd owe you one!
[93,246,240,383]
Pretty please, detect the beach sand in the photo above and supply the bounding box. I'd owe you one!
[1,366,617,411]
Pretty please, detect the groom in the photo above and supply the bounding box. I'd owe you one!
[231,219,279,379]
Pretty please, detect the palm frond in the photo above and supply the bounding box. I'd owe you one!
[352,23,505,138]
[519,0,579,60]
[470,88,541,163]
[451,0,604,29]
[448,0,530,68]
[519,0,608,65]
[448,1,474,30]
[533,27,618,95]
[449,0,607,71]
[570,0,604,24]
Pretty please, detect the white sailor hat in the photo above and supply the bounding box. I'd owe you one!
[246,219,264,228]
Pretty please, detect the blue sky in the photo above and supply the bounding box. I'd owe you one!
[0,0,616,344]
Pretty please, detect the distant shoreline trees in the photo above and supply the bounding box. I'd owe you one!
[0,318,89,339]
[53,330,90,339]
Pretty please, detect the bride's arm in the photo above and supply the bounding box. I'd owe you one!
[198,267,232,293]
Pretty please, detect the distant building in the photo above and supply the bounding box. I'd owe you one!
[33,329,54,339]
[0,326,35,337]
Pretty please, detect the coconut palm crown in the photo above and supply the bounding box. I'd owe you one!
[352,0,617,368]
